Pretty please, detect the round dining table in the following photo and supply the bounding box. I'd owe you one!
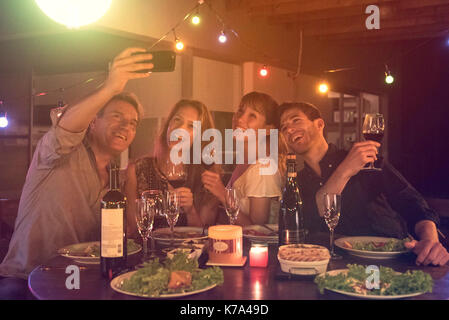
[28,233,449,300]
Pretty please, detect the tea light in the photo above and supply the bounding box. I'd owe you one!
[249,243,268,267]
[208,225,243,264]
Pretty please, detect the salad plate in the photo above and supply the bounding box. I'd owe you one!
[153,227,208,245]
[243,224,278,243]
[315,266,432,299]
[334,236,410,259]
[111,270,217,299]
[58,240,141,264]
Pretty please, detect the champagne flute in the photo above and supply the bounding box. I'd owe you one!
[323,193,342,260]
[224,187,240,225]
[141,190,163,256]
[165,190,180,248]
[361,113,385,171]
[135,198,156,262]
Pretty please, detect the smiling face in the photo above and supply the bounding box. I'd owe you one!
[234,105,268,132]
[90,99,139,156]
[166,105,200,149]
[280,108,324,155]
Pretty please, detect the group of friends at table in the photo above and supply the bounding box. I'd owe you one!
[0,48,448,299]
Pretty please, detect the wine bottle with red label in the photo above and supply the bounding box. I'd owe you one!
[100,161,127,279]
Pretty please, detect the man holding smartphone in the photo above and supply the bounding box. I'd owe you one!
[0,48,153,299]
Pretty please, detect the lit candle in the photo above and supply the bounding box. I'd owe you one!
[208,225,243,264]
[249,244,268,267]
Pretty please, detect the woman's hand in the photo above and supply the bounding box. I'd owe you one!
[201,170,226,204]
[176,187,194,212]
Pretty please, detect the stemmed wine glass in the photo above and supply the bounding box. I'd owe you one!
[361,113,385,171]
[135,198,156,262]
[141,190,164,257]
[166,161,187,189]
[224,187,240,225]
[165,190,181,248]
[323,193,342,260]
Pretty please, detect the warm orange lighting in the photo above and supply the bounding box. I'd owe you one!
[175,40,185,51]
[259,66,269,78]
[318,82,329,94]
[250,245,268,267]
[208,225,243,264]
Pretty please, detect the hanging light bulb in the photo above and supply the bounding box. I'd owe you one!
[385,65,394,84]
[191,14,200,25]
[0,100,8,128]
[191,2,201,25]
[259,65,269,78]
[175,39,185,51]
[218,31,227,44]
[318,81,329,94]
[173,29,185,51]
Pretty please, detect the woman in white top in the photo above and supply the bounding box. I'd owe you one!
[202,92,286,225]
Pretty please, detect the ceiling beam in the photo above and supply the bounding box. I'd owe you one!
[299,9,449,37]
[229,0,449,18]
[316,25,449,44]
[236,0,396,16]
[268,3,448,24]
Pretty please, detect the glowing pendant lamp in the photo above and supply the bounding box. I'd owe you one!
[35,0,112,29]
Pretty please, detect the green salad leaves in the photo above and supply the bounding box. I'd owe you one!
[352,238,411,252]
[119,252,224,297]
[314,264,433,296]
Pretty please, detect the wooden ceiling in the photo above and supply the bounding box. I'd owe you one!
[226,0,449,44]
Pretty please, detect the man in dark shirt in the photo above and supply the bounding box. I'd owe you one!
[279,102,449,266]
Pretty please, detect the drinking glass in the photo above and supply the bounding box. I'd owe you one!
[166,161,187,189]
[224,187,240,225]
[361,113,385,171]
[165,190,180,247]
[135,198,156,261]
[141,190,164,255]
[323,193,342,260]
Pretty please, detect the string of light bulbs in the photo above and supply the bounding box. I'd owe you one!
[4,0,448,128]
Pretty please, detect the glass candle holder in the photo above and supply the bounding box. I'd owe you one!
[249,243,268,267]
[208,225,243,264]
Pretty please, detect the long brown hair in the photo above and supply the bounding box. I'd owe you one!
[154,99,220,209]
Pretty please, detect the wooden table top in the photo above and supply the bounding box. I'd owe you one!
[28,234,449,300]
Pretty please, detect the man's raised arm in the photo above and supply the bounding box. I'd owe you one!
[58,48,153,133]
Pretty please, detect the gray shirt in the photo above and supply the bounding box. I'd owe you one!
[0,124,107,279]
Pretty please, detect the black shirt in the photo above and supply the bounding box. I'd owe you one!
[298,144,440,238]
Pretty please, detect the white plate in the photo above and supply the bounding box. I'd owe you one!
[153,227,208,245]
[110,270,217,298]
[243,224,278,243]
[58,241,141,265]
[316,269,426,300]
[334,236,409,259]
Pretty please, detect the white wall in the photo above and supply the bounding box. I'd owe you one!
[192,56,241,112]
[242,62,331,111]
[125,56,183,118]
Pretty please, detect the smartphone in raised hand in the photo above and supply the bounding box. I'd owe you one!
[131,50,176,73]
